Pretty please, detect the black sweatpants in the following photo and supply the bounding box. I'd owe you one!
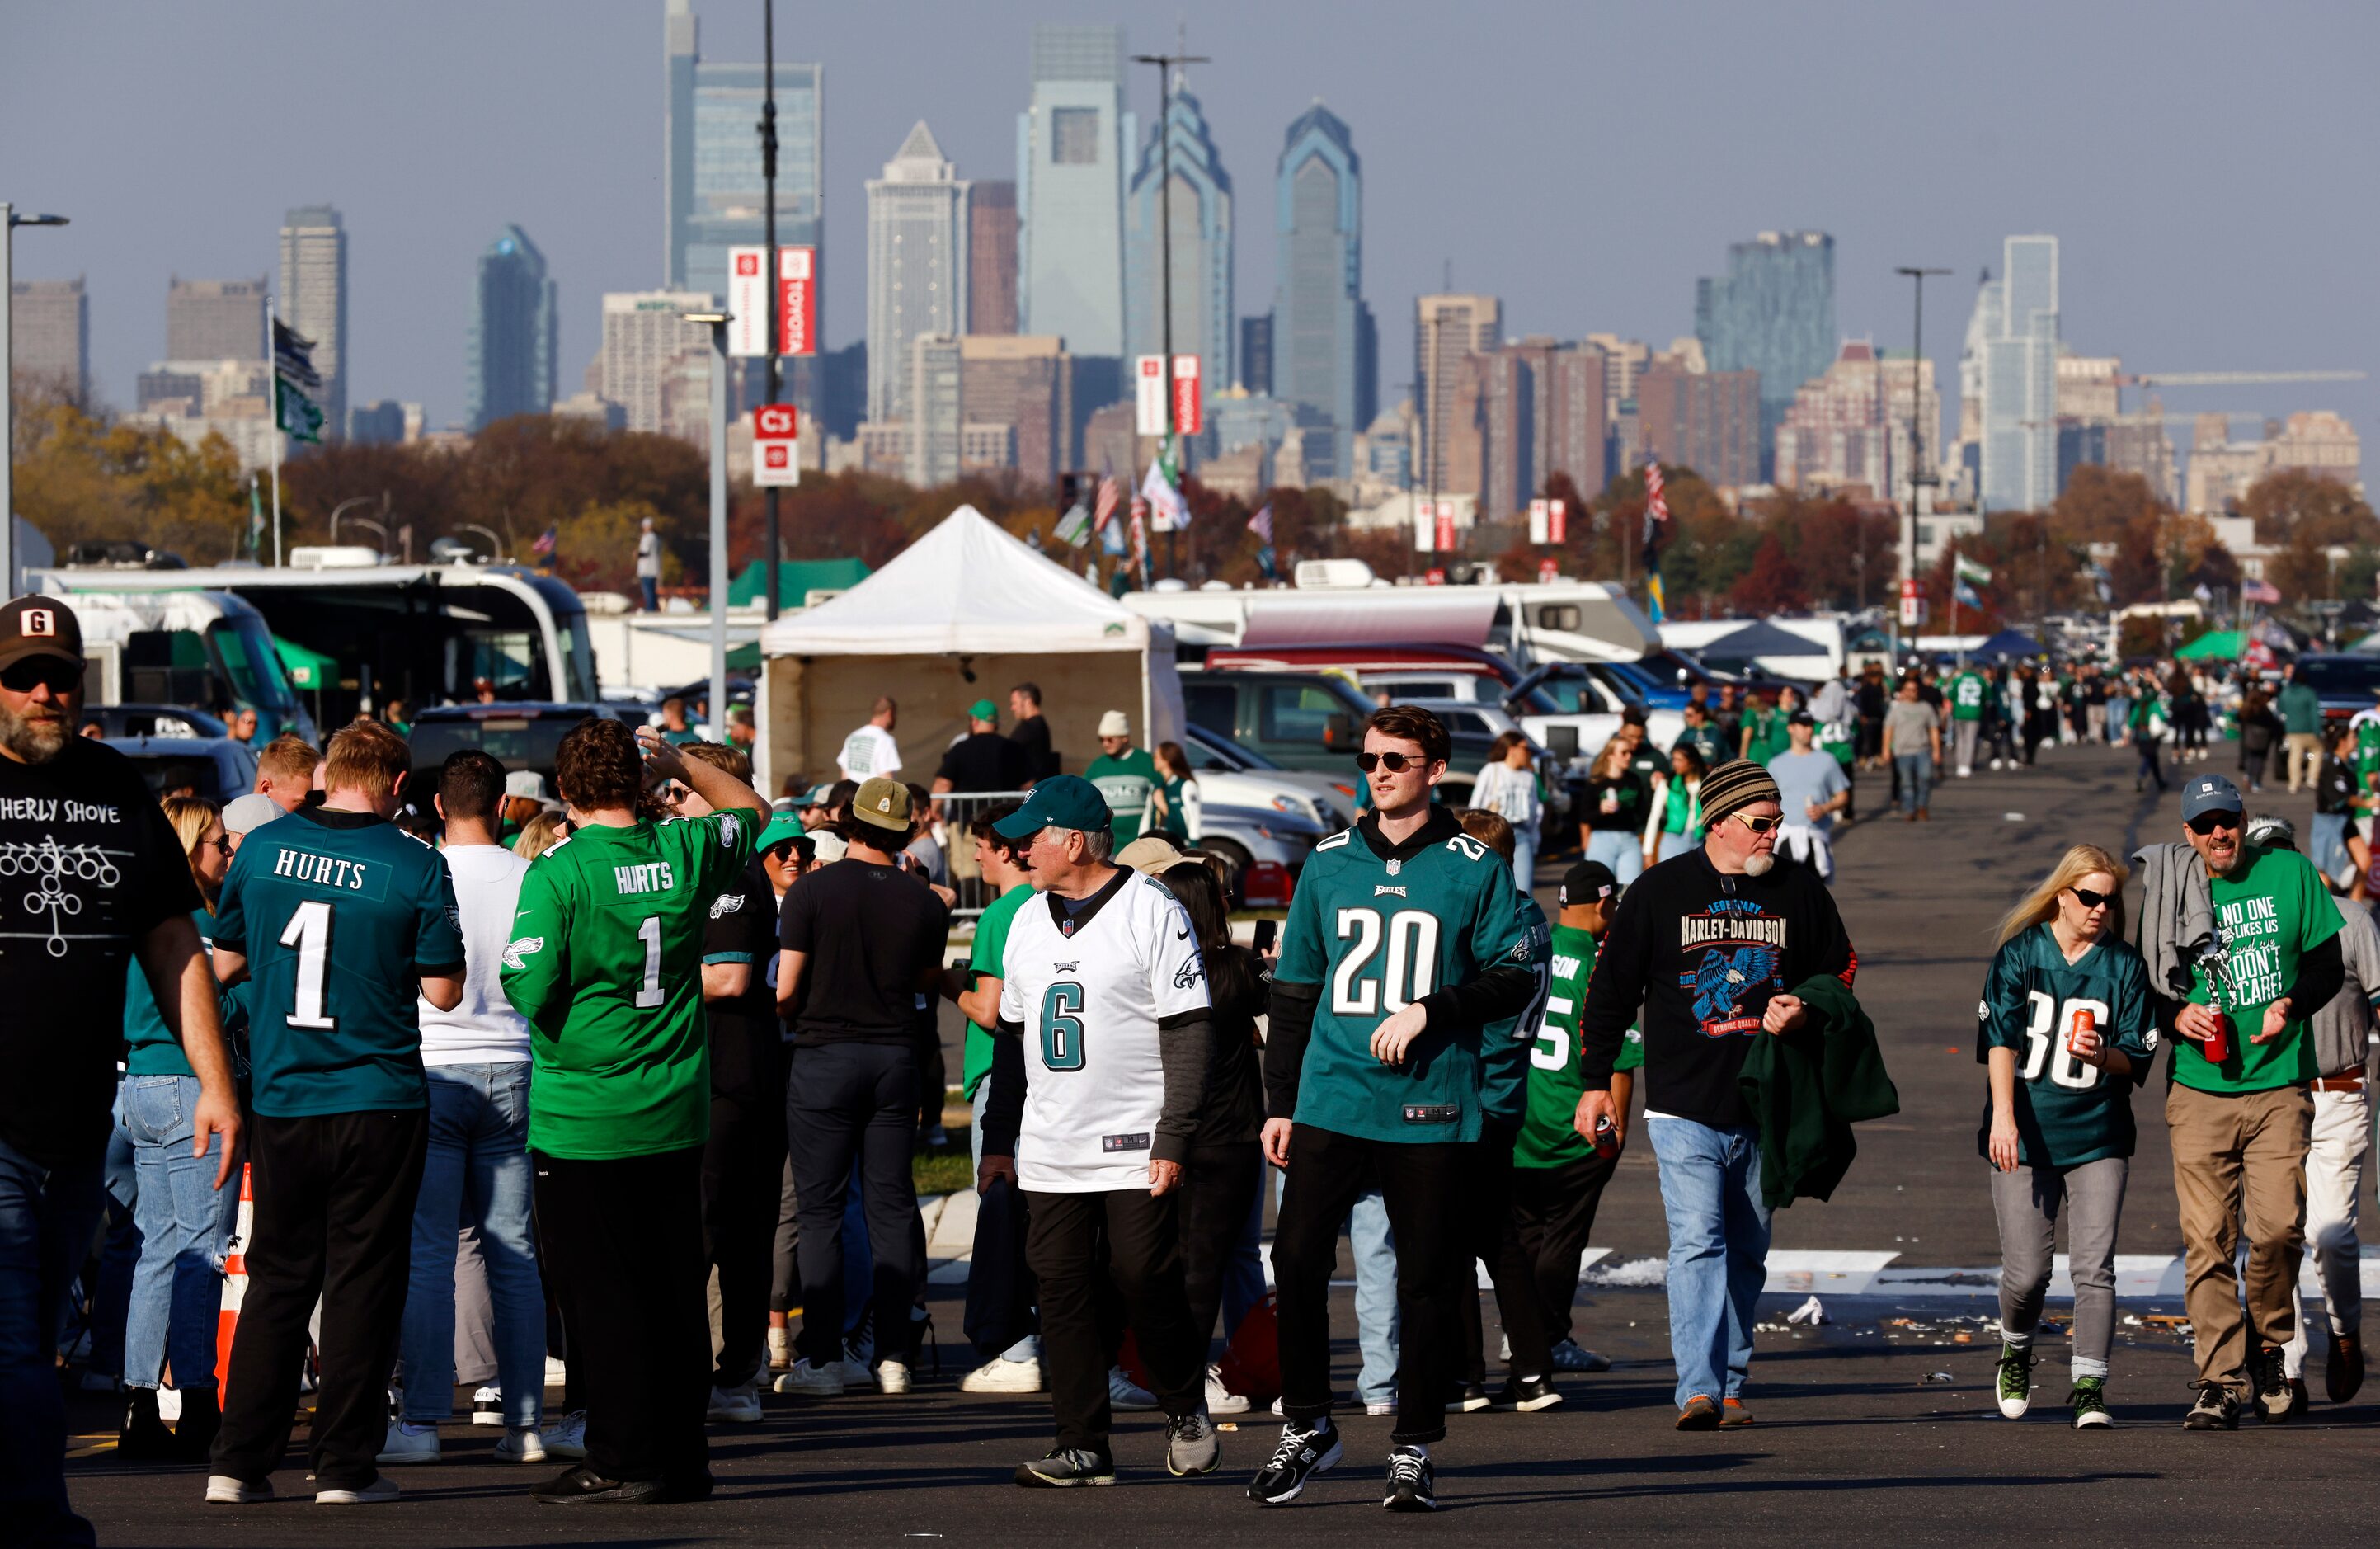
[1025,1185,1205,1457]
[533,1146,710,1485]
[785,1042,921,1368]
[1460,1136,1554,1387]
[213,1109,427,1492]
[1272,1123,1466,1447]
[1181,1141,1264,1354]
[703,1092,787,1387]
[1509,1151,1617,1350]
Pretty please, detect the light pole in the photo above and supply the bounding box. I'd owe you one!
[327,494,380,547]
[758,0,783,621]
[1894,266,1949,662]
[1131,45,1207,581]
[684,309,731,739]
[3,204,71,598]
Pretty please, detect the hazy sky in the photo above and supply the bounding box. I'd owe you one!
[8,0,2375,476]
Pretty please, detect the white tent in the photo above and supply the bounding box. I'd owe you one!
[755,506,1184,793]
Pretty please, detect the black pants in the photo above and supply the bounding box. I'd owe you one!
[786,1042,921,1367]
[1460,1137,1554,1386]
[1512,1152,1617,1349]
[1181,1141,1264,1354]
[703,1092,787,1387]
[1273,1123,1465,1446]
[214,1109,427,1491]
[532,1146,709,1485]
[1025,1186,1204,1456]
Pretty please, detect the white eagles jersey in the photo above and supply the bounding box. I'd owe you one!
[999,869,1211,1193]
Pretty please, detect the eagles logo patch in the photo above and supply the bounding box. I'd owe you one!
[710,892,746,919]
[501,936,545,971]
[1174,958,1205,989]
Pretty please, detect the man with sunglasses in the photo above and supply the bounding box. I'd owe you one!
[2165,774,2344,1429]
[1573,759,1854,1430]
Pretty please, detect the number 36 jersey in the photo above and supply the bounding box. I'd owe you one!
[1975,924,2157,1169]
[999,869,1211,1194]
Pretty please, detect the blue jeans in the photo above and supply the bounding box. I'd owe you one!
[2106,694,2131,744]
[1654,828,1696,864]
[87,1098,140,1382]
[1585,828,1646,887]
[399,1063,545,1427]
[1893,752,1932,815]
[2313,812,2354,888]
[1646,1116,1772,1410]
[120,1073,237,1391]
[1509,832,1537,894]
[0,1132,106,1548]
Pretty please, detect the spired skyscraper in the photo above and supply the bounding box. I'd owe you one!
[866,122,970,426]
[1125,81,1233,398]
[663,0,822,308]
[1018,24,1133,362]
[1965,234,2060,511]
[1272,103,1374,480]
[1695,229,1835,476]
[466,226,557,431]
[279,205,347,438]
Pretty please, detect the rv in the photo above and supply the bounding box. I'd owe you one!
[45,587,316,743]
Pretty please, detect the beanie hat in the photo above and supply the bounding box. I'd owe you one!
[1697,759,1781,829]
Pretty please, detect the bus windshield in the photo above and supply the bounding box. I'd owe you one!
[205,614,300,717]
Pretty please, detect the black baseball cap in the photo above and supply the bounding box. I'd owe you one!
[1560,860,1617,907]
[0,596,84,672]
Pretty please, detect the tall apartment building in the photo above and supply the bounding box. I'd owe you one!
[1964,235,2060,511]
[467,225,557,431]
[1695,229,1833,473]
[9,278,88,402]
[1438,339,1609,516]
[279,205,348,437]
[664,0,823,307]
[906,332,964,487]
[1637,361,1760,489]
[959,334,1071,483]
[866,121,970,425]
[1018,24,1132,360]
[1125,84,1233,393]
[2185,410,2364,514]
[1272,103,1372,479]
[166,277,266,364]
[1772,341,1939,495]
[1414,293,1499,492]
[967,181,1018,335]
[600,290,713,436]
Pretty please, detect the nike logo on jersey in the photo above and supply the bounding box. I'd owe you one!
[614,861,677,894]
[1375,885,1407,897]
[1175,926,1189,939]
[501,936,545,970]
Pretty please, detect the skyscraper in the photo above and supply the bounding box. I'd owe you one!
[866,121,970,425]
[1694,229,1834,473]
[1414,293,1500,492]
[663,0,823,309]
[466,226,557,431]
[907,333,963,487]
[1125,82,1232,393]
[1638,361,1761,489]
[1968,234,2059,511]
[968,181,1019,336]
[960,334,1072,483]
[166,277,266,363]
[600,290,713,436]
[279,205,348,437]
[1239,314,1272,395]
[10,278,89,403]
[1017,24,1132,360]
[1273,103,1372,479]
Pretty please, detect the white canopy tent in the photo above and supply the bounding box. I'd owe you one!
[755,506,1184,795]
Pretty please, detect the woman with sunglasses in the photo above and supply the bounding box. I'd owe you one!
[1978,844,2156,1429]
[1578,732,1650,887]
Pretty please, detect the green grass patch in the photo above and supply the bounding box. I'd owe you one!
[913,1135,976,1198]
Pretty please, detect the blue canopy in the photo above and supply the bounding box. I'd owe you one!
[1974,629,2046,661]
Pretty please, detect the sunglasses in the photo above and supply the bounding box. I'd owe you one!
[2067,885,2114,910]
[1,657,81,694]
[2185,812,2241,836]
[1731,812,1783,835]
[1355,751,1429,773]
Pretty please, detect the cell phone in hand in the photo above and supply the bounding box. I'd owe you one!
[1253,918,1277,955]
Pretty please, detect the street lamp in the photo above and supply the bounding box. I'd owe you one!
[1894,265,1950,662]
[683,309,732,740]
[327,494,381,548]
[1132,45,1207,582]
[2,204,71,598]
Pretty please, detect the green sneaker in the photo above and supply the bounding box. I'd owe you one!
[2070,1377,2112,1429]
[1996,1344,2034,1419]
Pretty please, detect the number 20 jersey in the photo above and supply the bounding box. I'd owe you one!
[999,871,1211,1193]
[1974,923,2157,1169]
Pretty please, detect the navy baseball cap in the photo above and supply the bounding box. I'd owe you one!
[2180,773,2245,822]
[991,774,1110,840]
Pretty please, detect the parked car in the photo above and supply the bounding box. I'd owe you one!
[1179,668,1379,779]
[82,704,229,740]
[1181,721,1361,826]
[406,702,628,788]
[2292,654,2380,729]
[105,736,258,806]
[1191,798,1331,889]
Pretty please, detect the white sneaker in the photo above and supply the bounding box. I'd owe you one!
[205,1475,273,1504]
[156,1386,183,1422]
[471,1385,502,1425]
[495,1424,547,1463]
[1957,766,1971,779]
[1206,1364,1250,1416]
[317,1474,401,1504]
[375,1420,440,1466]
[766,1326,793,1370]
[1108,1366,1158,1411]
[1365,1401,1396,1417]
[543,1355,568,1387]
[830,1342,874,1387]
[707,1380,764,1423]
[539,1410,587,1460]
[775,1359,844,1397]
[1989,759,2004,770]
[877,1360,911,1396]
[1550,1339,1611,1373]
[962,1355,1043,1393]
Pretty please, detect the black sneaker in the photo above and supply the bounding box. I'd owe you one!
[2254,1345,2293,1424]
[2182,1382,2238,1431]
[1494,1375,1562,1412]
[1014,1448,1116,1488]
[1247,1420,1342,1506]
[1443,1382,1490,1414]
[117,1390,177,1463]
[1382,1445,1436,1512]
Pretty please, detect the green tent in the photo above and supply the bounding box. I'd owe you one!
[272,635,339,690]
[727,558,872,610]
[725,641,761,671]
[2174,629,2244,661]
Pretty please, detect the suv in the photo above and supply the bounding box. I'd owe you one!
[407,702,628,787]
[81,704,230,740]
[2293,655,2380,729]
[1179,669,1378,780]
[105,736,258,805]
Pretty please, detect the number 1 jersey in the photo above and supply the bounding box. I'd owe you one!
[1975,924,2156,1169]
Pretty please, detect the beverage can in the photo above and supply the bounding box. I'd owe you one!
[2067,1006,2095,1056]
[2201,1010,2232,1066]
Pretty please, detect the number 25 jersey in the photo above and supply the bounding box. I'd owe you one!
[1975,923,2157,1169]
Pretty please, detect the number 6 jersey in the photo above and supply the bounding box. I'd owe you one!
[996,869,1211,1193]
[1975,923,2157,1169]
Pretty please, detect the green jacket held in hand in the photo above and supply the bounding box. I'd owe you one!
[1735,973,1900,1209]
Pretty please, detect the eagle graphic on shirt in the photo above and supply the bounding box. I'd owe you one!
[1679,943,1781,1035]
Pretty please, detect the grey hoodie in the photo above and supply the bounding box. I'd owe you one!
[2130,841,2214,1001]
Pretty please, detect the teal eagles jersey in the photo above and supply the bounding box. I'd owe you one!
[212,807,464,1118]
[1274,814,1527,1143]
[1479,892,1552,1128]
[1975,924,2157,1169]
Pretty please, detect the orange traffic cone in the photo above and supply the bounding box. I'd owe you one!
[214,1163,253,1396]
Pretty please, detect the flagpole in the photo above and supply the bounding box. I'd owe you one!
[268,294,283,567]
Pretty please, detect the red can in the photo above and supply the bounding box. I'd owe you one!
[2200,1010,2232,1066]
[2067,1006,2095,1056]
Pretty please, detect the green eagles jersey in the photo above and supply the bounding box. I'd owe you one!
[1274,812,1526,1143]
[2355,715,2380,789]
[2180,843,2342,1093]
[1517,923,1640,1169]
[962,883,1032,1100]
[503,808,758,1159]
[211,808,464,1118]
[1976,925,2156,1169]
[1479,893,1552,1128]
[1742,706,1789,765]
[1949,671,1987,722]
[1084,748,1160,842]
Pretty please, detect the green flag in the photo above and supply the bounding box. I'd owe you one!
[275,375,323,444]
[1954,554,1992,586]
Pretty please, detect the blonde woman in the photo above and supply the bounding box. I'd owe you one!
[1472,731,1543,886]
[1978,844,2155,1430]
[512,809,562,859]
[1578,732,1649,885]
[1641,744,1706,870]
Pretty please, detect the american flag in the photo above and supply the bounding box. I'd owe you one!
[1644,461,1670,525]
[1093,475,1122,534]
[532,525,557,558]
[2243,577,2281,605]
[1247,502,1274,545]
[1128,497,1150,587]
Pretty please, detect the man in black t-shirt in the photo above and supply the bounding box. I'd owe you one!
[1008,682,1058,784]
[935,699,1031,796]
[774,777,951,1396]
[0,596,241,1544]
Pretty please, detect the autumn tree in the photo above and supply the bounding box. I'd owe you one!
[1728,533,1808,615]
[7,382,249,562]
[2243,468,2378,548]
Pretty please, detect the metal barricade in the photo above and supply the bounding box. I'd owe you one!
[928,789,1034,921]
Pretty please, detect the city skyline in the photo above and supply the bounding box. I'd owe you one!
[5,0,2374,486]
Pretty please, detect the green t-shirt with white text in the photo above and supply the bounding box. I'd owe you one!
[1949,671,1987,722]
[2180,844,2341,1093]
[1084,748,1161,841]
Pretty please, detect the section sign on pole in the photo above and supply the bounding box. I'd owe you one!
[1134,355,1168,436]
[753,404,801,487]
[1898,576,1926,627]
[778,246,816,357]
[1548,498,1567,545]
[1527,498,1550,545]
[1435,502,1456,554]
[1413,499,1436,553]
[1171,354,1202,436]
[727,247,769,357]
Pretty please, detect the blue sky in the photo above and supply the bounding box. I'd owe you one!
[7,0,2373,476]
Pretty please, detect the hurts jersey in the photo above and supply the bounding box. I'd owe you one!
[1975,925,2156,1168]
[998,869,1210,1193]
